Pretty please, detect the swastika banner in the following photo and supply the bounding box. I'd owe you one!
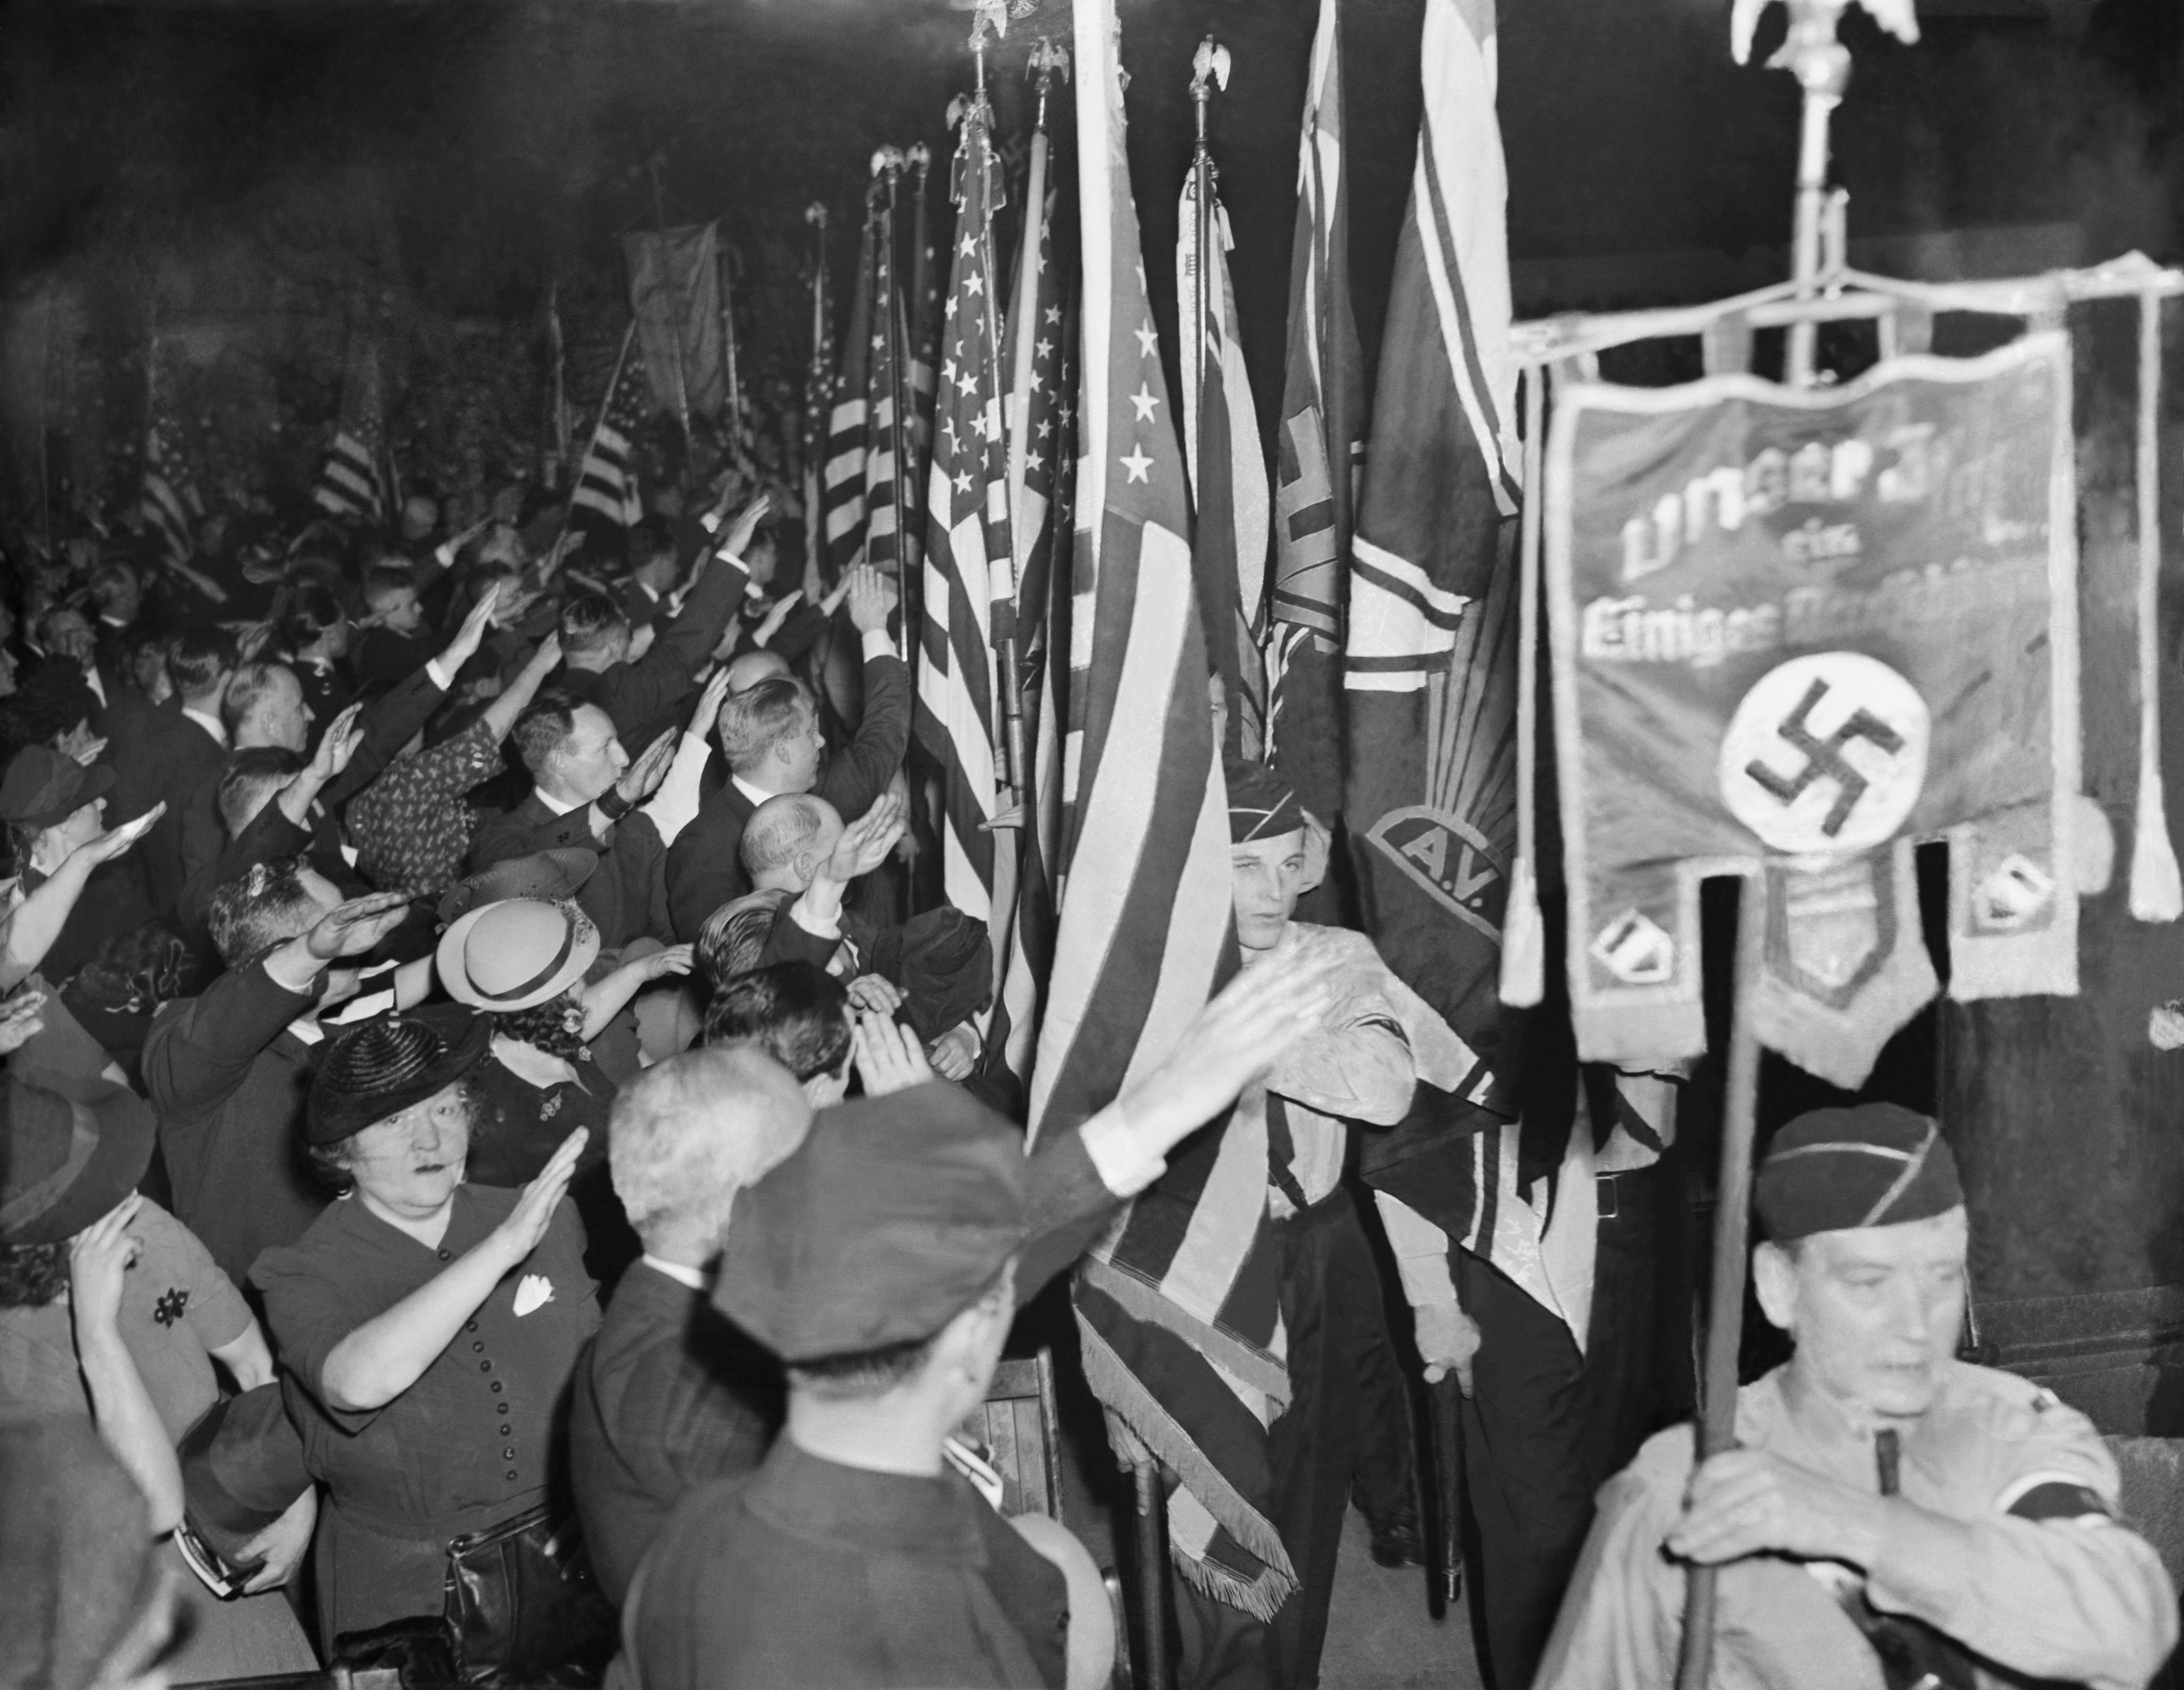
[1544,333,2080,1076]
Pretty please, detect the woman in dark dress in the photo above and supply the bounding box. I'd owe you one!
[251,1007,599,1646]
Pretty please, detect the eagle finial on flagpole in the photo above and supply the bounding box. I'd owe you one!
[1730,0,1918,71]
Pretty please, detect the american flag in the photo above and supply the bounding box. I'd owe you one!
[993,102,1073,1085]
[572,324,651,529]
[140,375,202,568]
[906,143,942,473]
[1264,0,1367,824]
[1032,0,1295,1623]
[823,198,876,581]
[313,338,390,523]
[801,212,835,604]
[914,93,1012,927]
[862,183,912,578]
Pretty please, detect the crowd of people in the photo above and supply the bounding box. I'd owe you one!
[0,461,2178,1690]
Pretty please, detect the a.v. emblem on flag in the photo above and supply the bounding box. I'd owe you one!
[1364,805,1504,942]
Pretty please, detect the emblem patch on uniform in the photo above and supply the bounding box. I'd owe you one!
[153,1288,189,1328]
[1591,909,1676,986]
[513,1275,554,1317]
[1363,805,1505,942]
[1718,653,1930,855]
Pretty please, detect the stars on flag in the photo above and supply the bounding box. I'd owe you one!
[1129,384,1159,422]
[1120,444,1154,484]
[1134,319,1159,359]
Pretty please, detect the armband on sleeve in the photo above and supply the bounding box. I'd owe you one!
[1998,1471,2117,1525]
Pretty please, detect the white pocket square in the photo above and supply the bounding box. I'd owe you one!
[512,1274,554,1317]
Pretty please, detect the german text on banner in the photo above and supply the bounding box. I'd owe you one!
[1544,332,2081,1076]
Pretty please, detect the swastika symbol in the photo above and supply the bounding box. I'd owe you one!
[1718,653,1929,855]
[1742,678,1906,838]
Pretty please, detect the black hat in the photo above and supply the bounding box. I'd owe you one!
[1755,1103,1964,1243]
[306,1005,492,1146]
[715,1080,1080,1365]
[0,1066,156,1248]
[178,1385,313,1570]
[0,745,113,831]
[437,848,599,926]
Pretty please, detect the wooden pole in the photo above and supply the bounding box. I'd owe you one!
[1133,1459,1170,1690]
[1674,869,1767,1690]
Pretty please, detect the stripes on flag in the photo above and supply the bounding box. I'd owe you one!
[313,339,389,523]
[1349,0,1550,1316]
[863,187,913,577]
[801,213,835,604]
[573,326,653,529]
[1032,0,1295,1621]
[914,90,1012,926]
[824,197,877,580]
[140,378,200,568]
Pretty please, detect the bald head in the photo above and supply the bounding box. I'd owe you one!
[608,1045,813,1262]
[724,649,792,696]
[742,793,843,893]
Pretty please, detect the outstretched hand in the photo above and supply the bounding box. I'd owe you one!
[440,583,500,670]
[824,789,909,884]
[0,988,47,1056]
[491,1128,587,1268]
[689,666,734,739]
[308,703,366,783]
[844,565,899,634]
[718,494,771,561]
[614,729,680,808]
[752,591,803,649]
[852,1011,933,1096]
[71,804,163,870]
[304,890,413,961]
[1125,962,1337,1143]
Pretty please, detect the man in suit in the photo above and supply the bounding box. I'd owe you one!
[467,697,680,950]
[557,499,767,756]
[108,626,236,916]
[578,963,1337,1622]
[664,566,908,942]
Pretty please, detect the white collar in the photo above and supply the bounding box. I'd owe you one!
[180,705,227,747]
[533,784,582,817]
[640,1254,711,1292]
[730,773,780,810]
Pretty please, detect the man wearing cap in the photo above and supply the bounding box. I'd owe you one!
[613,962,1336,1689]
[1535,1103,2177,1690]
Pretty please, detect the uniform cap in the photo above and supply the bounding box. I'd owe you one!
[1755,1102,1964,1242]
[714,1080,1073,1364]
[1226,758,1303,844]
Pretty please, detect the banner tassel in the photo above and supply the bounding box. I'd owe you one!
[1501,364,1548,1007]
[2130,289,2180,923]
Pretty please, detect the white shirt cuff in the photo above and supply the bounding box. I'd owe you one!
[860,629,894,663]
[790,895,842,941]
[426,656,454,692]
[1374,1191,1459,1309]
[1080,1104,1169,1199]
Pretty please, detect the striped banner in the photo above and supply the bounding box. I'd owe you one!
[572,325,650,529]
[863,187,911,577]
[1033,0,1293,1622]
[1264,0,1366,824]
[823,197,876,580]
[1349,0,1536,1274]
[313,338,388,523]
[914,89,1010,927]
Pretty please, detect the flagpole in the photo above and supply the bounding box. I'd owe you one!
[803,203,830,605]
[1678,5,1874,1685]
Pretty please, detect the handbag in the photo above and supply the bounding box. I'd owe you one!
[441,1504,617,1687]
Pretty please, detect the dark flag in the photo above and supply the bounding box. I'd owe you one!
[1179,158,1271,757]
[1265,0,1366,824]
[1345,0,1535,1271]
[571,324,651,529]
[993,70,1073,1085]
[913,89,1012,927]
[1033,0,1295,1622]
[824,196,877,581]
[313,337,390,523]
[863,172,912,579]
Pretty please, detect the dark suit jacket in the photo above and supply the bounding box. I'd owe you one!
[110,701,228,916]
[568,1262,784,1607]
[177,662,449,895]
[663,650,913,942]
[563,551,749,755]
[468,794,670,951]
[568,1097,1117,1616]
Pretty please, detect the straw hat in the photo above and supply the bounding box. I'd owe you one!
[437,898,601,1013]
